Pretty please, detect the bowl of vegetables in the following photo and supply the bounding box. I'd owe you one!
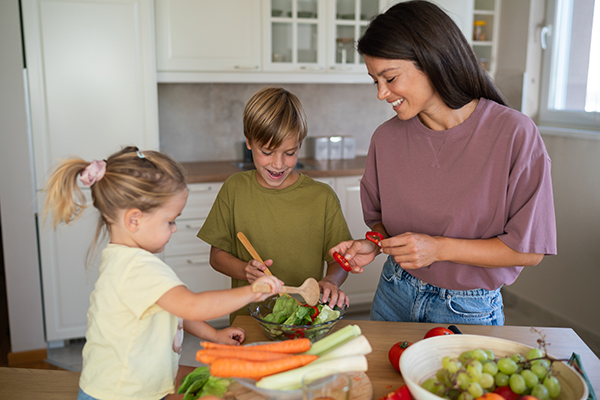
[248,295,346,342]
[399,334,589,400]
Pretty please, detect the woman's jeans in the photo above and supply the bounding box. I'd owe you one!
[371,255,505,325]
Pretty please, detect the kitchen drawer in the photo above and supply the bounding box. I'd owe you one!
[164,218,209,257]
[180,183,222,220]
[166,254,230,293]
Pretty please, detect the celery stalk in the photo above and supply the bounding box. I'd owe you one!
[304,324,361,356]
[256,355,368,391]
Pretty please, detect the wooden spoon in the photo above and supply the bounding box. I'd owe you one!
[237,232,273,276]
[252,278,320,306]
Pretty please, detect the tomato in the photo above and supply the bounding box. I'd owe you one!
[494,386,520,400]
[388,341,412,373]
[378,384,413,400]
[423,327,454,339]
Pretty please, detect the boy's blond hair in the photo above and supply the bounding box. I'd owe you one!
[243,87,308,149]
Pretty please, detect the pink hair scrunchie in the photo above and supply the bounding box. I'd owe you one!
[80,160,107,187]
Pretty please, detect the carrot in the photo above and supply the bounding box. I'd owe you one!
[209,354,318,379]
[196,349,291,364]
[200,338,311,354]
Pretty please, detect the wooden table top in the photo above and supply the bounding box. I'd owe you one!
[2,318,598,400]
[226,317,600,400]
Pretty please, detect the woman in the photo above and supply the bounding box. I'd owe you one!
[330,0,556,325]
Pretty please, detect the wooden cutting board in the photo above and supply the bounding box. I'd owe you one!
[224,371,372,400]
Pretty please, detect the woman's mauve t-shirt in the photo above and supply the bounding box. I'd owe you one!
[361,98,557,291]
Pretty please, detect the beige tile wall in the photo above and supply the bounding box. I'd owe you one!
[158,83,393,162]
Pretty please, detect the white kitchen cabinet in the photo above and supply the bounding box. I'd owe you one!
[163,183,231,327]
[472,0,501,77]
[21,0,159,342]
[333,176,384,306]
[156,0,262,72]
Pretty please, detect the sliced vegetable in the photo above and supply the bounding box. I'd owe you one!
[210,354,318,379]
[304,324,361,356]
[333,251,352,271]
[313,334,372,363]
[256,355,368,390]
[379,384,413,400]
[200,338,311,354]
[366,231,384,247]
[313,305,340,325]
[196,348,290,364]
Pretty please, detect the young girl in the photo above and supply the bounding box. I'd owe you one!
[43,146,283,400]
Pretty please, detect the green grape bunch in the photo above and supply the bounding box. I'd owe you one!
[421,345,562,400]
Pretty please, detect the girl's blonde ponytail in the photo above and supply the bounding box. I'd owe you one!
[43,158,91,228]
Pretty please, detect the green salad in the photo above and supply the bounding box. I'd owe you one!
[262,295,341,327]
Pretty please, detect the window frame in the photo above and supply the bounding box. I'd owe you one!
[538,0,600,130]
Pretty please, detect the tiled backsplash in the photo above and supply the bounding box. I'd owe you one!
[158,83,393,162]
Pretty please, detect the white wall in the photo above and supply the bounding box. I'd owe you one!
[0,0,47,352]
[503,129,600,346]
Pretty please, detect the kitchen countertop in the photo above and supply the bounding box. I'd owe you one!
[5,318,598,399]
[181,156,367,183]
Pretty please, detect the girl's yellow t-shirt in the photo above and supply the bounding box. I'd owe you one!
[79,244,185,400]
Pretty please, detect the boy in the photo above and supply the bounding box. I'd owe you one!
[198,87,353,322]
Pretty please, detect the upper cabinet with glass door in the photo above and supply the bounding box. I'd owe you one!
[263,0,393,75]
[264,0,327,72]
[327,0,384,73]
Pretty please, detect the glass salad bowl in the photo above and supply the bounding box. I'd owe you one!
[248,295,347,342]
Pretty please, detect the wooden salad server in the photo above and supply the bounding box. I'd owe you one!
[252,278,320,306]
[236,232,274,276]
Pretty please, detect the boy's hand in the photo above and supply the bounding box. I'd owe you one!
[319,279,350,309]
[214,326,246,345]
[329,239,380,273]
[245,258,274,283]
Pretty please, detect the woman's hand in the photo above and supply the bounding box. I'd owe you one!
[214,326,247,345]
[329,239,380,273]
[380,232,441,269]
[318,278,350,309]
[244,258,274,283]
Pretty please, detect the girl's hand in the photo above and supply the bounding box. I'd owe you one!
[329,239,380,273]
[252,275,284,301]
[245,259,273,283]
[214,326,246,345]
[318,279,349,309]
[381,232,441,270]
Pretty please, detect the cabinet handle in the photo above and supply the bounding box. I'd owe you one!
[330,66,353,71]
[188,185,215,192]
[185,224,203,230]
[299,65,324,71]
[234,65,260,70]
[186,258,206,265]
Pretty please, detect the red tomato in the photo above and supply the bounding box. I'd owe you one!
[388,341,412,373]
[423,327,454,339]
[378,384,414,400]
[494,386,520,400]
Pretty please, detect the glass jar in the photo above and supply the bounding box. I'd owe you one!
[473,20,486,41]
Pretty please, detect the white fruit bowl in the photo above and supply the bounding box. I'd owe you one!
[399,334,589,400]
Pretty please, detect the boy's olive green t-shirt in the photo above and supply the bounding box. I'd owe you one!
[197,171,352,322]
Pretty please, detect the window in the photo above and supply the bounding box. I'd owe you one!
[539,0,600,129]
